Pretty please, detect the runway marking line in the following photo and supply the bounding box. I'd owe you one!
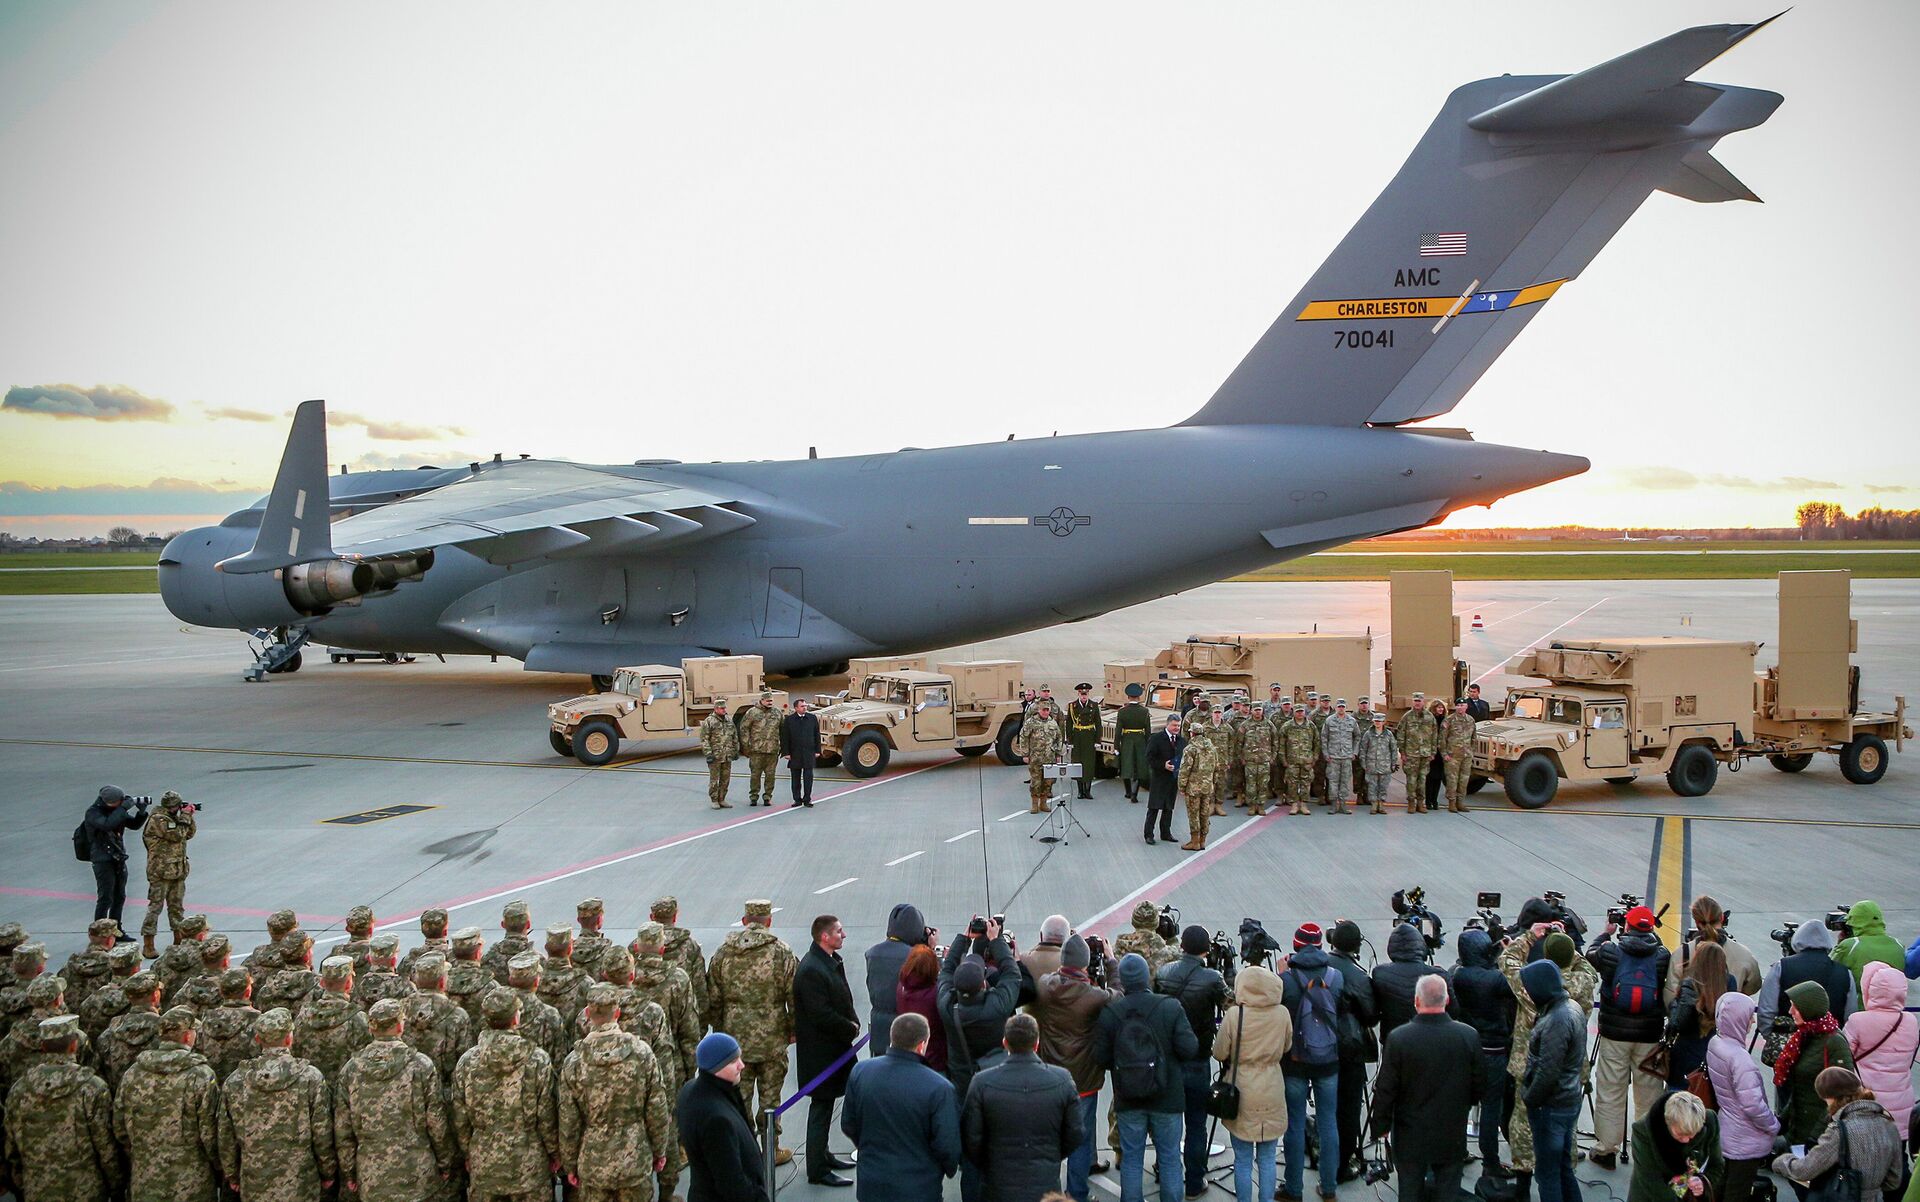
[1648,815,1690,952]
[945,829,980,843]
[885,851,925,866]
[997,809,1027,822]
[1473,597,1611,685]
[1459,804,1920,831]
[814,877,858,895]
[0,886,339,925]
[1076,810,1280,938]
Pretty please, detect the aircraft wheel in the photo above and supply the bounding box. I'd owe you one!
[844,731,890,778]
[268,651,303,675]
[549,729,573,757]
[956,744,989,758]
[1466,774,1489,794]
[573,720,619,766]
[1839,734,1888,785]
[1768,752,1814,774]
[994,717,1026,766]
[1503,752,1558,809]
[383,652,401,664]
[1666,744,1718,797]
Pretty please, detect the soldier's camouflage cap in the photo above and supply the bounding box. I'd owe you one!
[649,896,678,922]
[507,952,541,979]
[368,998,405,1033]
[760,690,774,701]
[577,897,604,917]
[1252,702,1266,713]
[743,900,773,920]
[200,934,231,962]
[369,934,400,955]
[159,789,183,806]
[253,1008,293,1042]
[267,909,298,936]
[87,917,120,939]
[12,942,47,968]
[0,922,26,947]
[319,956,354,983]
[179,914,208,936]
[419,907,450,934]
[1335,699,1347,707]
[632,922,665,954]
[126,970,161,997]
[108,943,142,969]
[451,926,484,950]
[158,1006,198,1036]
[501,900,531,928]
[219,968,251,996]
[26,975,64,1005]
[346,906,375,931]
[600,948,633,978]
[39,1014,80,1043]
[410,953,448,982]
[544,925,573,950]
[1372,711,1388,721]
[282,928,311,953]
[1411,691,1425,700]
[586,982,620,1009]
[481,989,521,1024]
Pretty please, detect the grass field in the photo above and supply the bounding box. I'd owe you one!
[0,551,162,567]
[0,570,161,594]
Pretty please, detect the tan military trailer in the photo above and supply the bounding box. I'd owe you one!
[548,654,788,766]
[814,660,1027,778]
[1382,570,1469,720]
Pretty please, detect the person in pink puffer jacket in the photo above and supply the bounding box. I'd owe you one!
[1845,961,1917,1139]
[1708,991,1780,1202]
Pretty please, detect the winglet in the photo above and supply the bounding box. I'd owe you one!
[217,400,335,575]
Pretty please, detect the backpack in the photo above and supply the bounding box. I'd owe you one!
[1287,968,1343,1066]
[1608,944,1662,1016]
[73,821,91,862]
[1111,1002,1164,1102]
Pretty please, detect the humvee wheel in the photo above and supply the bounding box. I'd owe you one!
[1666,744,1718,797]
[1768,753,1814,774]
[1466,775,1489,794]
[590,674,614,693]
[994,717,1026,766]
[549,730,572,757]
[1605,776,1636,786]
[818,751,843,769]
[844,730,891,778]
[956,744,989,758]
[1503,752,1559,809]
[573,720,619,766]
[1839,734,1888,785]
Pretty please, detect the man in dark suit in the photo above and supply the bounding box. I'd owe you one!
[1464,684,1493,722]
[794,914,861,1187]
[1143,715,1186,845]
[678,1031,771,1202]
[1369,973,1486,1202]
[780,698,823,807]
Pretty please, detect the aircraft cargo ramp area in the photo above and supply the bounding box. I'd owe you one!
[2,581,1916,1198]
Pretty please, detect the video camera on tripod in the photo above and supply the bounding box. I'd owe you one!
[1463,891,1508,944]
[1769,906,1854,955]
[1237,918,1283,969]
[1155,904,1181,942]
[1390,885,1445,959]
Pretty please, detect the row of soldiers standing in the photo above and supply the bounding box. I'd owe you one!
[0,890,800,1202]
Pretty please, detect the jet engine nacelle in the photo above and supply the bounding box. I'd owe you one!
[284,559,374,611]
[161,524,436,630]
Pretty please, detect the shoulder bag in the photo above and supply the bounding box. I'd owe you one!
[1804,1115,1863,1202]
[1207,1003,1245,1120]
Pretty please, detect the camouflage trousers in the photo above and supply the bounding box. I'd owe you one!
[1364,771,1393,810]
[1184,794,1212,844]
[1443,754,1473,810]
[1324,759,1353,810]
[1403,756,1432,812]
[706,760,732,806]
[1212,765,1229,803]
[582,1188,654,1202]
[1283,764,1313,813]
[747,753,778,803]
[1507,1076,1534,1171]
[1311,756,1326,798]
[1242,766,1270,813]
[141,876,187,939]
[1027,765,1052,812]
[741,1053,788,1139]
[1225,763,1243,800]
[1268,756,1283,799]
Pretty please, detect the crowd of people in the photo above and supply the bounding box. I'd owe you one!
[4,883,1917,1202]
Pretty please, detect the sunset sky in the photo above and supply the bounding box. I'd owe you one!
[3,3,1915,539]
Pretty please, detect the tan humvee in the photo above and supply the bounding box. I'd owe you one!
[814,660,1026,778]
[548,655,788,766]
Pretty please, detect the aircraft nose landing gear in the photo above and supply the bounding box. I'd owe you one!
[244,626,312,682]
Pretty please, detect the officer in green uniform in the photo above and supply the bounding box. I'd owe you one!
[1441,697,1479,812]
[1114,683,1152,802]
[1395,691,1439,814]
[1066,683,1101,800]
[1241,703,1275,817]
[1280,706,1320,817]
[1014,701,1064,813]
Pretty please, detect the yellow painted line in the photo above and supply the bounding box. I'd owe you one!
[1460,804,1920,832]
[1512,278,1565,306]
[1653,815,1687,951]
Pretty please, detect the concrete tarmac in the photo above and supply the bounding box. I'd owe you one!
[3,580,1916,1199]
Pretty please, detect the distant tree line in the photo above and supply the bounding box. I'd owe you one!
[1795,502,1920,540]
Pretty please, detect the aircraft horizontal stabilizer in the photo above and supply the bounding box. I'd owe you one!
[1660,149,1761,204]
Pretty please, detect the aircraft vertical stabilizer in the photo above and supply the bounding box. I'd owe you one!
[217,399,335,574]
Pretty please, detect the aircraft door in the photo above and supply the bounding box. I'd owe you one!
[913,683,954,743]
[641,675,686,732]
[1584,703,1629,769]
[764,567,803,638]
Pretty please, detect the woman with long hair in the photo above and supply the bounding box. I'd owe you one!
[895,943,948,1073]
[1666,941,1733,1084]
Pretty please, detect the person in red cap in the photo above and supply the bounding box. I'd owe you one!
[1278,923,1346,1201]
[1583,904,1672,1170]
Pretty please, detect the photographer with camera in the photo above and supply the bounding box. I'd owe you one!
[1451,925,1517,1183]
[139,790,197,959]
[1499,910,1598,1200]
[1376,890,1448,1044]
[1757,918,1857,1037]
[79,785,151,943]
[1584,903,1672,1171]
[1032,934,1121,1202]
[1324,921,1380,1182]
[1370,975,1486,1202]
[1830,901,1907,994]
[1157,925,1233,1197]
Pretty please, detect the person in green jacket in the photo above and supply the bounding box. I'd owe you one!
[1113,684,1153,803]
[1831,901,1906,991]
[1627,1090,1724,1202]
[1775,981,1855,1150]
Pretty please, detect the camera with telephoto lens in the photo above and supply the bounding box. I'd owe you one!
[967,915,989,938]
[1539,890,1590,944]
[1391,886,1444,958]
[1155,904,1181,942]
[1605,892,1644,929]
[1238,918,1283,968]
[1825,906,1854,940]
[1205,931,1235,975]
[1085,934,1109,989]
[1769,921,1800,955]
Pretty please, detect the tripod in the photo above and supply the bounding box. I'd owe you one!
[1031,755,1091,844]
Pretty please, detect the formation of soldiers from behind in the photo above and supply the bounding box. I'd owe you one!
[0,889,810,1202]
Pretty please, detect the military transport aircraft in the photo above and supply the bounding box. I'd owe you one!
[160,18,1782,682]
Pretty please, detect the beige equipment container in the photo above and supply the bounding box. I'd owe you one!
[1384,570,1468,719]
[812,660,1028,778]
[546,655,788,766]
[1747,570,1907,782]
[1154,633,1371,707]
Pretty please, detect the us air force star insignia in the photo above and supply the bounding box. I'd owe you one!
[1033,507,1091,537]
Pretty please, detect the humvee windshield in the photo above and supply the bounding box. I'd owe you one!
[1508,694,1582,725]
[612,670,642,695]
[864,678,912,704]
[1148,683,1185,710]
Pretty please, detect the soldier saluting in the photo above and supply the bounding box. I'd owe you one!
[1066,683,1101,799]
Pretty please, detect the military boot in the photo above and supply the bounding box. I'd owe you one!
[143,933,159,960]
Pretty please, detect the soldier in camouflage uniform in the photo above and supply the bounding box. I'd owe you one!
[1,975,79,1102]
[699,697,741,809]
[480,899,535,985]
[114,1006,221,1202]
[1223,699,1252,803]
[217,1007,338,1201]
[154,912,211,1006]
[1177,722,1221,849]
[244,909,300,977]
[452,990,560,1202]
[396,908,451,984]
[737,690,785,807]
[705,899,796,1162]
[78,939,143,1040]
[560,983,674,1202]
[1499,927,1599,1178]
[0,922,26,991]
[338,906,377,975]
[60,918,119,1012]
[0,943,47,1045]
[179,933,233,1013]
[1440,697,1478,812]
[1112,902,1178,974]
[629,923,700,1087]
[335,998,457,1202]
[1280,706,1321,816]
[258,929,322,1015]
[1321,699,1361,814]
[1357,711,1401,814]
[200,968,263,1084]
[537,926,591,1039]
[446,928,495,1030]
[293,955,371,1088]
[3,1015,123,1202]
[1309,694,1335,801]
[1013,701,1064,813]
[504,953,570,1084]
[99,970,163,1091]
[571,898,613,984]
[400,955,473,1089]
[650,895,708,1023]
[352,934,412,1013]
[1395,691,1438,814]
[1240,703,1275,816]
[139,790,197,958]
[588,949,639,1038]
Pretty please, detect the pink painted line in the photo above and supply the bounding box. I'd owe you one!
[1076,809,1282,940]
[0,886,338,925]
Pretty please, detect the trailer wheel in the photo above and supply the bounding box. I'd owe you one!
[573,720,619,766]
[956,744,989,758]
[549,729,572,757]
[1503,752,1559,809]
[844,730,891,778]
[1768,753,1814,774]
[994,717,1027,766]
[1839,734,1888,785]
[1667,744,1718,797]
[331,653,344,664]
[1467,775,1489,795]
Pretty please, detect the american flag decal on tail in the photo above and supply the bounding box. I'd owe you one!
[1419,231,1467,257]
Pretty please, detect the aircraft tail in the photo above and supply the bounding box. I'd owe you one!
[1183,16,1783,429]
[217,399,336,574]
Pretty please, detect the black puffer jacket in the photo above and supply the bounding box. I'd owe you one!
[1327,947,1379,1063]
[1372,924,1446,1044]
[1450,929,1515,1054]
[1155,955,1229,1060]
[865,904,927,1052]
[961,1050,1084,1202]
[1586,931,1670,1043]
[1521,961,1585,1110]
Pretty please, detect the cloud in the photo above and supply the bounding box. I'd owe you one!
[1866,483,1915,495]
[0,477,264,516]
[1613,466,1699,491]
[327,410,466,441]
[3,383,175,422]
[204,405,280,422]
[1611,466,1844,493]
[348,450,474,471]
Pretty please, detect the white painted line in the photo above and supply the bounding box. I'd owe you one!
[0,650,235,675]
[1092,1169,1123,1196]
[1474,597,1611,685]
[1076,812,1272,933]
[1472,596,1559,630]
[997,809,1027,822]
[944,828,980,843]
[814,877,858,895]
[885,851,925,867]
